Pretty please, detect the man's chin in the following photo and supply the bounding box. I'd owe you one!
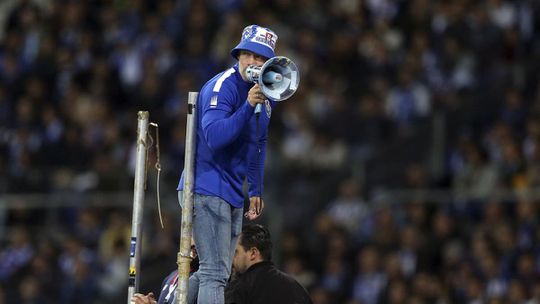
[240,71,248,82]
[232,265,245,275]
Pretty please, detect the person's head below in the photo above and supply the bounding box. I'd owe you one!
[233,224,273,274]
[230,24,277,82]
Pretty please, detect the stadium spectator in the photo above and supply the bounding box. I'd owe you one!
[225,224,312,304]
[176,23,280,304]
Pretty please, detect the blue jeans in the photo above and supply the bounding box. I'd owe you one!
[178,191,243,304]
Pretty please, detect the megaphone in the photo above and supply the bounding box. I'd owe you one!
[246,56,300,114]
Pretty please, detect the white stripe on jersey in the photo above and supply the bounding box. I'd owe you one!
[213,68,235,92]
[210,95,218,108]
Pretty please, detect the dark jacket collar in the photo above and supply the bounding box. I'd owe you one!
[245,261,273,274]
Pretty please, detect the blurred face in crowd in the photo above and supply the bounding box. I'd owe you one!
[388,281,408,303]
[238,50,267,82]
[358,247,379,273]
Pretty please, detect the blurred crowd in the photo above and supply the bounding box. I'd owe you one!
[1,0,540,303]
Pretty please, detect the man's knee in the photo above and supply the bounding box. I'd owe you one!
[197,267,229,286]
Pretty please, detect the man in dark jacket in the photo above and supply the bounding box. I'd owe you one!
[225,224,312,304]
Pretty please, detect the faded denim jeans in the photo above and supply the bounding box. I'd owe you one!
[178,191,243,304]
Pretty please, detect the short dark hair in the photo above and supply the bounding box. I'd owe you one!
[239,224,273,261]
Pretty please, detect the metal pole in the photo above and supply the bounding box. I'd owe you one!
[127,111,150,303]
[176,92,198,304]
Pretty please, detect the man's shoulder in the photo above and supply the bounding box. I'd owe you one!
[160,270,178,289]
[203,67,239,93]
[245,262,313,304]
[249,262,296,285]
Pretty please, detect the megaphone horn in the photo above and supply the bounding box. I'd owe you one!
[246,56,300,103]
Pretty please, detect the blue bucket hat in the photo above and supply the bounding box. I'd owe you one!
[231,25,277,60]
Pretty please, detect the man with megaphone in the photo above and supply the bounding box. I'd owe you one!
[177,24,299,304]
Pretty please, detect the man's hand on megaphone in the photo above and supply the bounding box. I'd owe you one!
[247,84,266,108]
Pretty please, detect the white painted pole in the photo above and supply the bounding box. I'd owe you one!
[176,92,198,304]
[127,111,150,303]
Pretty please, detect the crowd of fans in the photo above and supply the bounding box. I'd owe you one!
[1,0,540,303]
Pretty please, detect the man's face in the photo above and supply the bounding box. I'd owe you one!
[238,50,267,82]
[232,239,251,274]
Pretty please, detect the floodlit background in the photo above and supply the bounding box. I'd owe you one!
[1,0,540,303]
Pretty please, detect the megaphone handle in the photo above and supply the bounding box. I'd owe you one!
[254,103,262,115]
